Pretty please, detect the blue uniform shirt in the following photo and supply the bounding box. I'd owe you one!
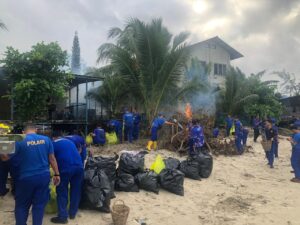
[253,118,261,128]
[226,117,233,128]
[93,128,106,144]
[265,126,278,142]
[294,133,300,145]
[235,120,243,136]
[13,133,54,180]
[123,112,134,126]
[213,128,219,138]
[152,117,166,129]
[109,120,122,132]
[190,125,205,147]
[52,138,83,173]
[133,113,141,125]
[64,135,87,162]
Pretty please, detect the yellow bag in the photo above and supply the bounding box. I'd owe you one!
[45,184,57,214]
[45,182,70,214]
[150,155,166,174]
[106,132,118,144]
[230,125,235,135]
[85,134,93,145]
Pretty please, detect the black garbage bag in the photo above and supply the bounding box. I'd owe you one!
[85,155,118,198]
[192,152,213,178]
[159,169,184,196]
[80,169,111,213]
[115,173,139,192]
[135,170,159,194]
[179,159,201,180]
[85,155,118,180]
[164,157,180,170]
[118,152,146,176]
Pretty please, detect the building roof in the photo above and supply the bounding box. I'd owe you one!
[190,36,243,60]
[0,68,103,88]
[69,74,103,88]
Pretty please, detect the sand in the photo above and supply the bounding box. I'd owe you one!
[1,135,300,225]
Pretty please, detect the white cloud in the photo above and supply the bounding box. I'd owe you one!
[0,0,299,78]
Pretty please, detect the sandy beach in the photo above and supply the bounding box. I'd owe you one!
[1,135,299,225]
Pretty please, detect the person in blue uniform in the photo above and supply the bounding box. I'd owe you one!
[51,131,84,224]
[123,109,134,143]
[265,120,279,168]
[253,116,261,142]
[234,117,244,154]
[212,127,219,138]
[188,119,205,156]
[92,125,106,146]
[147,114,174,151]
[133,109,141,140]
[268,117,279,158]
[225,115,233,137]
[108,119,123,143]
[242,128,249,146]
[0,123,60,225]
[64,133,87,164]
[289,125,300,183]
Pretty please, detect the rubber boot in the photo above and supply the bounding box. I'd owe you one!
[147,141,153,151]
[153,141,157,151]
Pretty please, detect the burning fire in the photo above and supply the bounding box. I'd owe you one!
[185,103,192,120]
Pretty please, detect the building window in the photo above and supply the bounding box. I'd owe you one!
[214,63,226,75]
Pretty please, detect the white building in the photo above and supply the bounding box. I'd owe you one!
[189,36,243,87]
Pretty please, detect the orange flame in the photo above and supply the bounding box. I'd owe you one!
[185,103,192,120]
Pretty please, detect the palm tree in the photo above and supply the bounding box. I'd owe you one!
[274,70,300,96]
[221,67,258,115]
[87,74,129,117]
[97,18,203,124]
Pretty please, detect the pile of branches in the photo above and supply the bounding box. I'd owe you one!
[159,111,249,156]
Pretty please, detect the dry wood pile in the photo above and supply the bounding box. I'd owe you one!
[158,110,251,156]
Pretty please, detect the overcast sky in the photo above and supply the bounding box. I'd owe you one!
[0,0,299,79]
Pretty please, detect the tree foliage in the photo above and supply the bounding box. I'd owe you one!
[1,42,71,120]
[71,31,81,74]
[97,18,203,124]
[221,68,282,118]
[88,73,129,117]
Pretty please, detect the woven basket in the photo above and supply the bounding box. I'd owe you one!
[261,140,272,151]
[111,200,130,225]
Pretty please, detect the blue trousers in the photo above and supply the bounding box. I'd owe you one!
[15,173,50,225]
[0,160,10,195]
[235,135,243,154]
[226,127,231,136]
[291,146,300,179]
[266,141,276,166]
[151,127,158,141]
[133,124,139,140]
[116,128,123,143]
[124,125,133,143]
[242,133,248,146]
[274,142,279,158]
[56,167,83,219]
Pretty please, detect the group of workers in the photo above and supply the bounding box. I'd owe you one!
[0,124,87,224]
[91,109,141,146]
[1,112,300,225]
[224,115,249,154]
[225,114,300,183]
